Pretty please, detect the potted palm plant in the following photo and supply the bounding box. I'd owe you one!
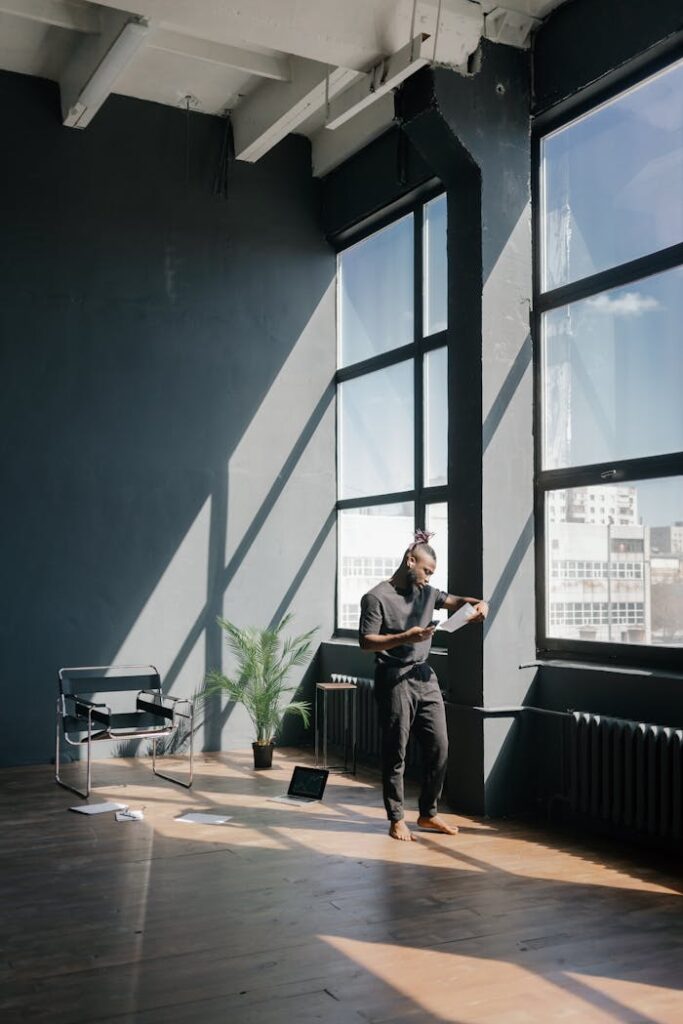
[203,613,316,769]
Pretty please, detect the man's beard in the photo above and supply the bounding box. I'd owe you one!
[406,568,419,594]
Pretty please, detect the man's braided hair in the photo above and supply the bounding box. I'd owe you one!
[407,528,436,561]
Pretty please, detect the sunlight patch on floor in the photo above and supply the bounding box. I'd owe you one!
[564,971,683,1024]
[320,934,680,1023]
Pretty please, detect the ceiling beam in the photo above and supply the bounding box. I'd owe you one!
[0,0,99,33]
[311,91,395,177]
[60,10,150,128]
[148,29,290,82]
[232,58,362,163]
[484,6,541,48]
[323,33,431,132]
[70,0,443,73]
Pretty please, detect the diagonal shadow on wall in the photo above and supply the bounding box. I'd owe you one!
[483,512,534,637]
[156,385,335,750]
[483,334,532,454]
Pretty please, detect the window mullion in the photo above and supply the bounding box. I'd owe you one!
[537,241,683,312]
[337,491,415,511]
[538,451,683,492]
[414,203,424,531]
[423,330,448,352]
[336,342,417,384]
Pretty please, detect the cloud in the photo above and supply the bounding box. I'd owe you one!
[586,292,661,316]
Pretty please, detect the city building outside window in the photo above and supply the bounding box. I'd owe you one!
[534,56,683,662]
[335,194,448,634]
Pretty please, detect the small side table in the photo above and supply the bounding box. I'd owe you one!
[315,681,357,775]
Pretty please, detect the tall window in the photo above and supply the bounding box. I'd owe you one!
[335,194,448,632]
[535,57,683,662]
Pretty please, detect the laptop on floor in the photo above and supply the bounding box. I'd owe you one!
[269,766,329,806]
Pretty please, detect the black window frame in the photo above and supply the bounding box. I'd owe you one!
[333,185,449,640]
[532,48,683,672]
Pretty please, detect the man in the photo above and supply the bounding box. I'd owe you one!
[359,531,488,841]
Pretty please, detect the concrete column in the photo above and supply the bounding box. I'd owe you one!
[398,44,535,815]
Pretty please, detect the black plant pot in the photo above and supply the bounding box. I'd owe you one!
[252,742,274,770]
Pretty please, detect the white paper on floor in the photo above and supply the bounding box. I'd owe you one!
[69,802,128,815]
[115,809,144,822]
[175,812,233,825]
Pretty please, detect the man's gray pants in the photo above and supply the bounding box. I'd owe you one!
[374,669,448,821]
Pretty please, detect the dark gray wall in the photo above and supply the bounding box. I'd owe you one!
[0,71,336,767]
[533,0,683,114]
[322,126,435,239]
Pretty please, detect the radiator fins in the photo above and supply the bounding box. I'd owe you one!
[570,712,683,840]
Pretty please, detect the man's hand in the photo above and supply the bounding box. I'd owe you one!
[403,625,436,643]
[467,601,489,623]
[360,624,436,652]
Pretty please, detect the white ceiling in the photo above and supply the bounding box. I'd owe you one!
[0,0,570,174]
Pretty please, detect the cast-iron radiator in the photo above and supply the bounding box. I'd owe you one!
[570,712,683,840]
[328,674,420,769]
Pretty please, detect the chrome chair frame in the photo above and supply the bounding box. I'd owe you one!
[56,664,194,799]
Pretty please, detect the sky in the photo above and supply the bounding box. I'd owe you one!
[542,57,682,526]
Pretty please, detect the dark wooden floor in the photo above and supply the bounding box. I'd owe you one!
[2,749,683,1024]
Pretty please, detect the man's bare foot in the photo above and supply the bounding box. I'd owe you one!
[417,814,459,835]
[389,819,418,842]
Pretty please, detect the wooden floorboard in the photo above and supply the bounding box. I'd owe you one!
[1,749,682,1024]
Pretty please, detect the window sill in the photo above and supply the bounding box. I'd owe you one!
[521,658,683,683]
[325,636,448,658]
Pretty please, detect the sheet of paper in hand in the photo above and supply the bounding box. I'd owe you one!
[437,604,477,633]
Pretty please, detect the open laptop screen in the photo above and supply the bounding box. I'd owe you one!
[288,766,329,800]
